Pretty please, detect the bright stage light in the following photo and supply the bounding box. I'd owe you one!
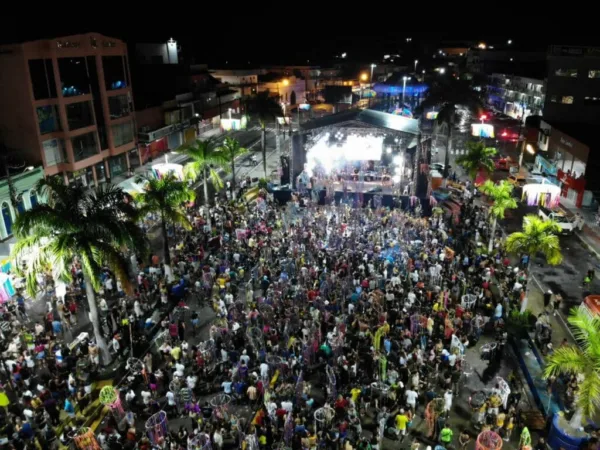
[386,147,392,154]
[305,133,384,176]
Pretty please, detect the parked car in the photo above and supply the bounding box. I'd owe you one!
[538,206,584,234]
[431,163,451,173]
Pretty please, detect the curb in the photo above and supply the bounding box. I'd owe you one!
[573,231,600,260]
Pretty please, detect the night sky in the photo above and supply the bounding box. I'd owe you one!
[0,12,595,66]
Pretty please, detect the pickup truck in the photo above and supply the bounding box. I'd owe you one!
[538,207,584,234]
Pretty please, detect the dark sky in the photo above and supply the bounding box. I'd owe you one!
[0,12,595,66]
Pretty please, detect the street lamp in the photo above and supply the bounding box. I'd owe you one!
[360,73,368,82]
[414,59,418,73]
[402,76,411,103]
[507,39,513,45]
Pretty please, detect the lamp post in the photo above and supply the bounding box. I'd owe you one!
[402,76,411,104]
[369,64,376,107]
[414,59,418,74]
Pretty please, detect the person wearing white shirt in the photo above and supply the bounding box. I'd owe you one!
[141,390,152,405]
[240,350,250,366]
[174,363,185,378]
[260,362,269,380]
[166,391,176,407]
[443,390,453,413]
[405,389,418,411]
[281,400,293,412]
[187,375,197,390]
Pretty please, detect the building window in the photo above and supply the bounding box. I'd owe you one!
[42,139,66,166]
[550,95,574,104]
[29,59,57,100]
[66,101,95,130]
[111,121,134,147]
[589,70,600,79]
[95,162,107,183]
[16,196,25,215]
[58,57,90,97]
[109,154,127,177]
[36,105,61,134]
[72,132,99,162]
[555,68,578,78]
[584,96,600,105]
[108,95,130,119]
[103,56,128,90]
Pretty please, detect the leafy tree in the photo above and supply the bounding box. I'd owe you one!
[177,137,229,206]
[479,180,518,253]
[11,178,147,364]
[419,78,482,178]
[544,308,600,428]
[217,137,248,199]
[505,214,563,266]
[456,141,497,180]
[246,91,284,177]
[135,174,195,280]
[505,214,562,311]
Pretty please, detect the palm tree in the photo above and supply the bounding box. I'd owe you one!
[246,91,284,177]
[419,78,483,178]
[456,141,497,180]
[505,214,562,311]
[177,137,230,207]
[544,308,600,429]
[478,180,518,253]
[135,174,195,280]
[217,136,248,199]
[11,178,147,364]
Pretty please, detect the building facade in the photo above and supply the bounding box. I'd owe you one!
[0,33,138,188]
[0,167,46,240]
[544,45,600,126]
[487,73,545,122]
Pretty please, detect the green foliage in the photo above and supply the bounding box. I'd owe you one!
[217,137,248,193]
[479,180,518,219]
[177,137,229,189]
[456,141,497,180]
[544,308,600,421]
[258,178,269,189]
[134,174,195,230]
[507,310,534,339]
[246,91,284,127]
[11,177,147,297]
[505,214,562,265]
[431,207,444,216]
[134,173,195,266]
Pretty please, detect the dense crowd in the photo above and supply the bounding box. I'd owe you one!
[0,184,556,450]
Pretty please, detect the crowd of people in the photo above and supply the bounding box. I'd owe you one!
[0,182,561,450]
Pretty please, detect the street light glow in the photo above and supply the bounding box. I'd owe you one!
[526,144,535,154]
[508,39,513,45]
[360,73,368,81]
[282,79,289,86]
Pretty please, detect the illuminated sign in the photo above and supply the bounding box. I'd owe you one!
[471,124,495,138]
[426,111,438,120]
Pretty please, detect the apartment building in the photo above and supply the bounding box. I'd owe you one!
[487,73,545,122]
[544,45,600,126]
[0,33,137,188]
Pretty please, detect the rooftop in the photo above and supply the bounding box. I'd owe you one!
[301,109,420,135]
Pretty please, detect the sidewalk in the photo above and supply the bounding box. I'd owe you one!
[558,200,600,259]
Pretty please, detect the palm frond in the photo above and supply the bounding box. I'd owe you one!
[544,346,587,378]
[578,373,600,421]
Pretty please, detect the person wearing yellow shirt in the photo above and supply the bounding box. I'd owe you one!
[395,409,409,441]
[350,387,361,405]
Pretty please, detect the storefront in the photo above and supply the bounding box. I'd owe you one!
[547,128,590,207]
[140,137,168,164]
